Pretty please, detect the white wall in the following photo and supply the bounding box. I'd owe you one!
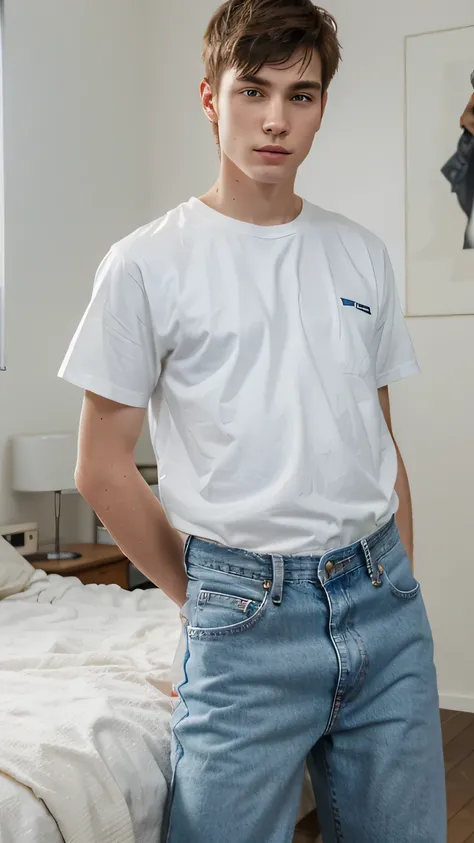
[311,0,474,712]
[0,0,155,545]
[148,0,474,709]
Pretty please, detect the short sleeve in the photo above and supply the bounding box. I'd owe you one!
[58,247,160,407]
[375,249,420,388]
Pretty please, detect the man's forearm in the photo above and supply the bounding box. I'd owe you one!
[394,445,414,570]
[77,464,188,607]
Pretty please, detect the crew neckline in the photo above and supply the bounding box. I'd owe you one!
[188,195,309,238]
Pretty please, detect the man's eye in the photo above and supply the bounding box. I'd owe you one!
[292,94,312,102]
[242,89,262,98]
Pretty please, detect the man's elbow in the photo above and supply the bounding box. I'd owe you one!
[74,456,136,504]
[74,457,110,503]
[75,464,101,505]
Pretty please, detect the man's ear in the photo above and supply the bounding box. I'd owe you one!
[200,78,218,125]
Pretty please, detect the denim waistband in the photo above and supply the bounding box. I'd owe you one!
[186,516,399,594]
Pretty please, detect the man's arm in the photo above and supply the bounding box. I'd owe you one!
[75,391,188,607]
[378,385,414,570]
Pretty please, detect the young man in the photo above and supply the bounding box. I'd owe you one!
[59,1,447,841]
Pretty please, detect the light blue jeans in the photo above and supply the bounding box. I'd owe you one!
[163,517,446,843]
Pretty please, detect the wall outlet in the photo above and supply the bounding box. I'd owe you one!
[0,522,38,555]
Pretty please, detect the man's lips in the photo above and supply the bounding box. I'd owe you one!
[255,146,291,154]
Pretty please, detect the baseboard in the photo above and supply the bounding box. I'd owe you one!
[439,693,474,713]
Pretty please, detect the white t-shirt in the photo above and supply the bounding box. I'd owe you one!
[59,198,419,554]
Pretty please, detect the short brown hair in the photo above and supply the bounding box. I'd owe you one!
[203,0,341,94]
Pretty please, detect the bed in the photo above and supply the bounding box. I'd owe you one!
[0,537,315,842]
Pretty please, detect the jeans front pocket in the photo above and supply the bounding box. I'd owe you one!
[186,567,269,640]
[379,541,420,600]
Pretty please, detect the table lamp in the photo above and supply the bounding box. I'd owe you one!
[11,433,82,561]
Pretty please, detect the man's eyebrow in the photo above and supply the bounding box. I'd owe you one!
[291,79,322,92]
[236,73,322,92]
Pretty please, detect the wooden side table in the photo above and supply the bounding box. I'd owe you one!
[30,544,129,588]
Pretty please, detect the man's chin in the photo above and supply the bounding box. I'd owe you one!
[243,165,294,186]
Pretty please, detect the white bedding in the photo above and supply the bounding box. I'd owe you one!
[0,568,314,842]
[0,570,182,843]
[0,771,63,843]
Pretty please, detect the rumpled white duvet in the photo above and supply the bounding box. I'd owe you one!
[0,569,182,843]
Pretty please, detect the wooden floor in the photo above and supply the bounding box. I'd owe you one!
[293,709,474,843]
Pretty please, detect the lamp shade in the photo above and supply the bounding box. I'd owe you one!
[12,433,77,493]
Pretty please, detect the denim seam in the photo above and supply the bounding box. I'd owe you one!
[323,586,344,735]
[374,541,411,570]
[346,584,369,700]
[343,631,369,704]
[188,561,324,584]
[370,535,398,561]
[187,562,265,582]
[164,630,191,843]
[191,543,267,563]
[198,589,259,610]
[327,635,349,731]
[322,739,345,842]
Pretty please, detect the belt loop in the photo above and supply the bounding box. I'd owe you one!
[361,538,382,588]
[270,555,284,605]
[183,536,192,573]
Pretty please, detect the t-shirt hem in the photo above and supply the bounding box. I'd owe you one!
[376,360,420,388]
[58,366,149,408]
[166,505,399,556]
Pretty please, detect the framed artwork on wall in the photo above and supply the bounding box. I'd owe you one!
[405,25,474,316]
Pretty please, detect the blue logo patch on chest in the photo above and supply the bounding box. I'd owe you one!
[340,297,371,315]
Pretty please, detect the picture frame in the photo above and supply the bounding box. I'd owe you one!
[405,25,474,317]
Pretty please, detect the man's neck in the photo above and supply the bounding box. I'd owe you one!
[199,156,302,226]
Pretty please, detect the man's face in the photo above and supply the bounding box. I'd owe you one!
[205,50,327,184]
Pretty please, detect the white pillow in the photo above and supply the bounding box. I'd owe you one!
[0,535,35,598]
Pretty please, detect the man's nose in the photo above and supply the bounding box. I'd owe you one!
[262,102,289,136]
